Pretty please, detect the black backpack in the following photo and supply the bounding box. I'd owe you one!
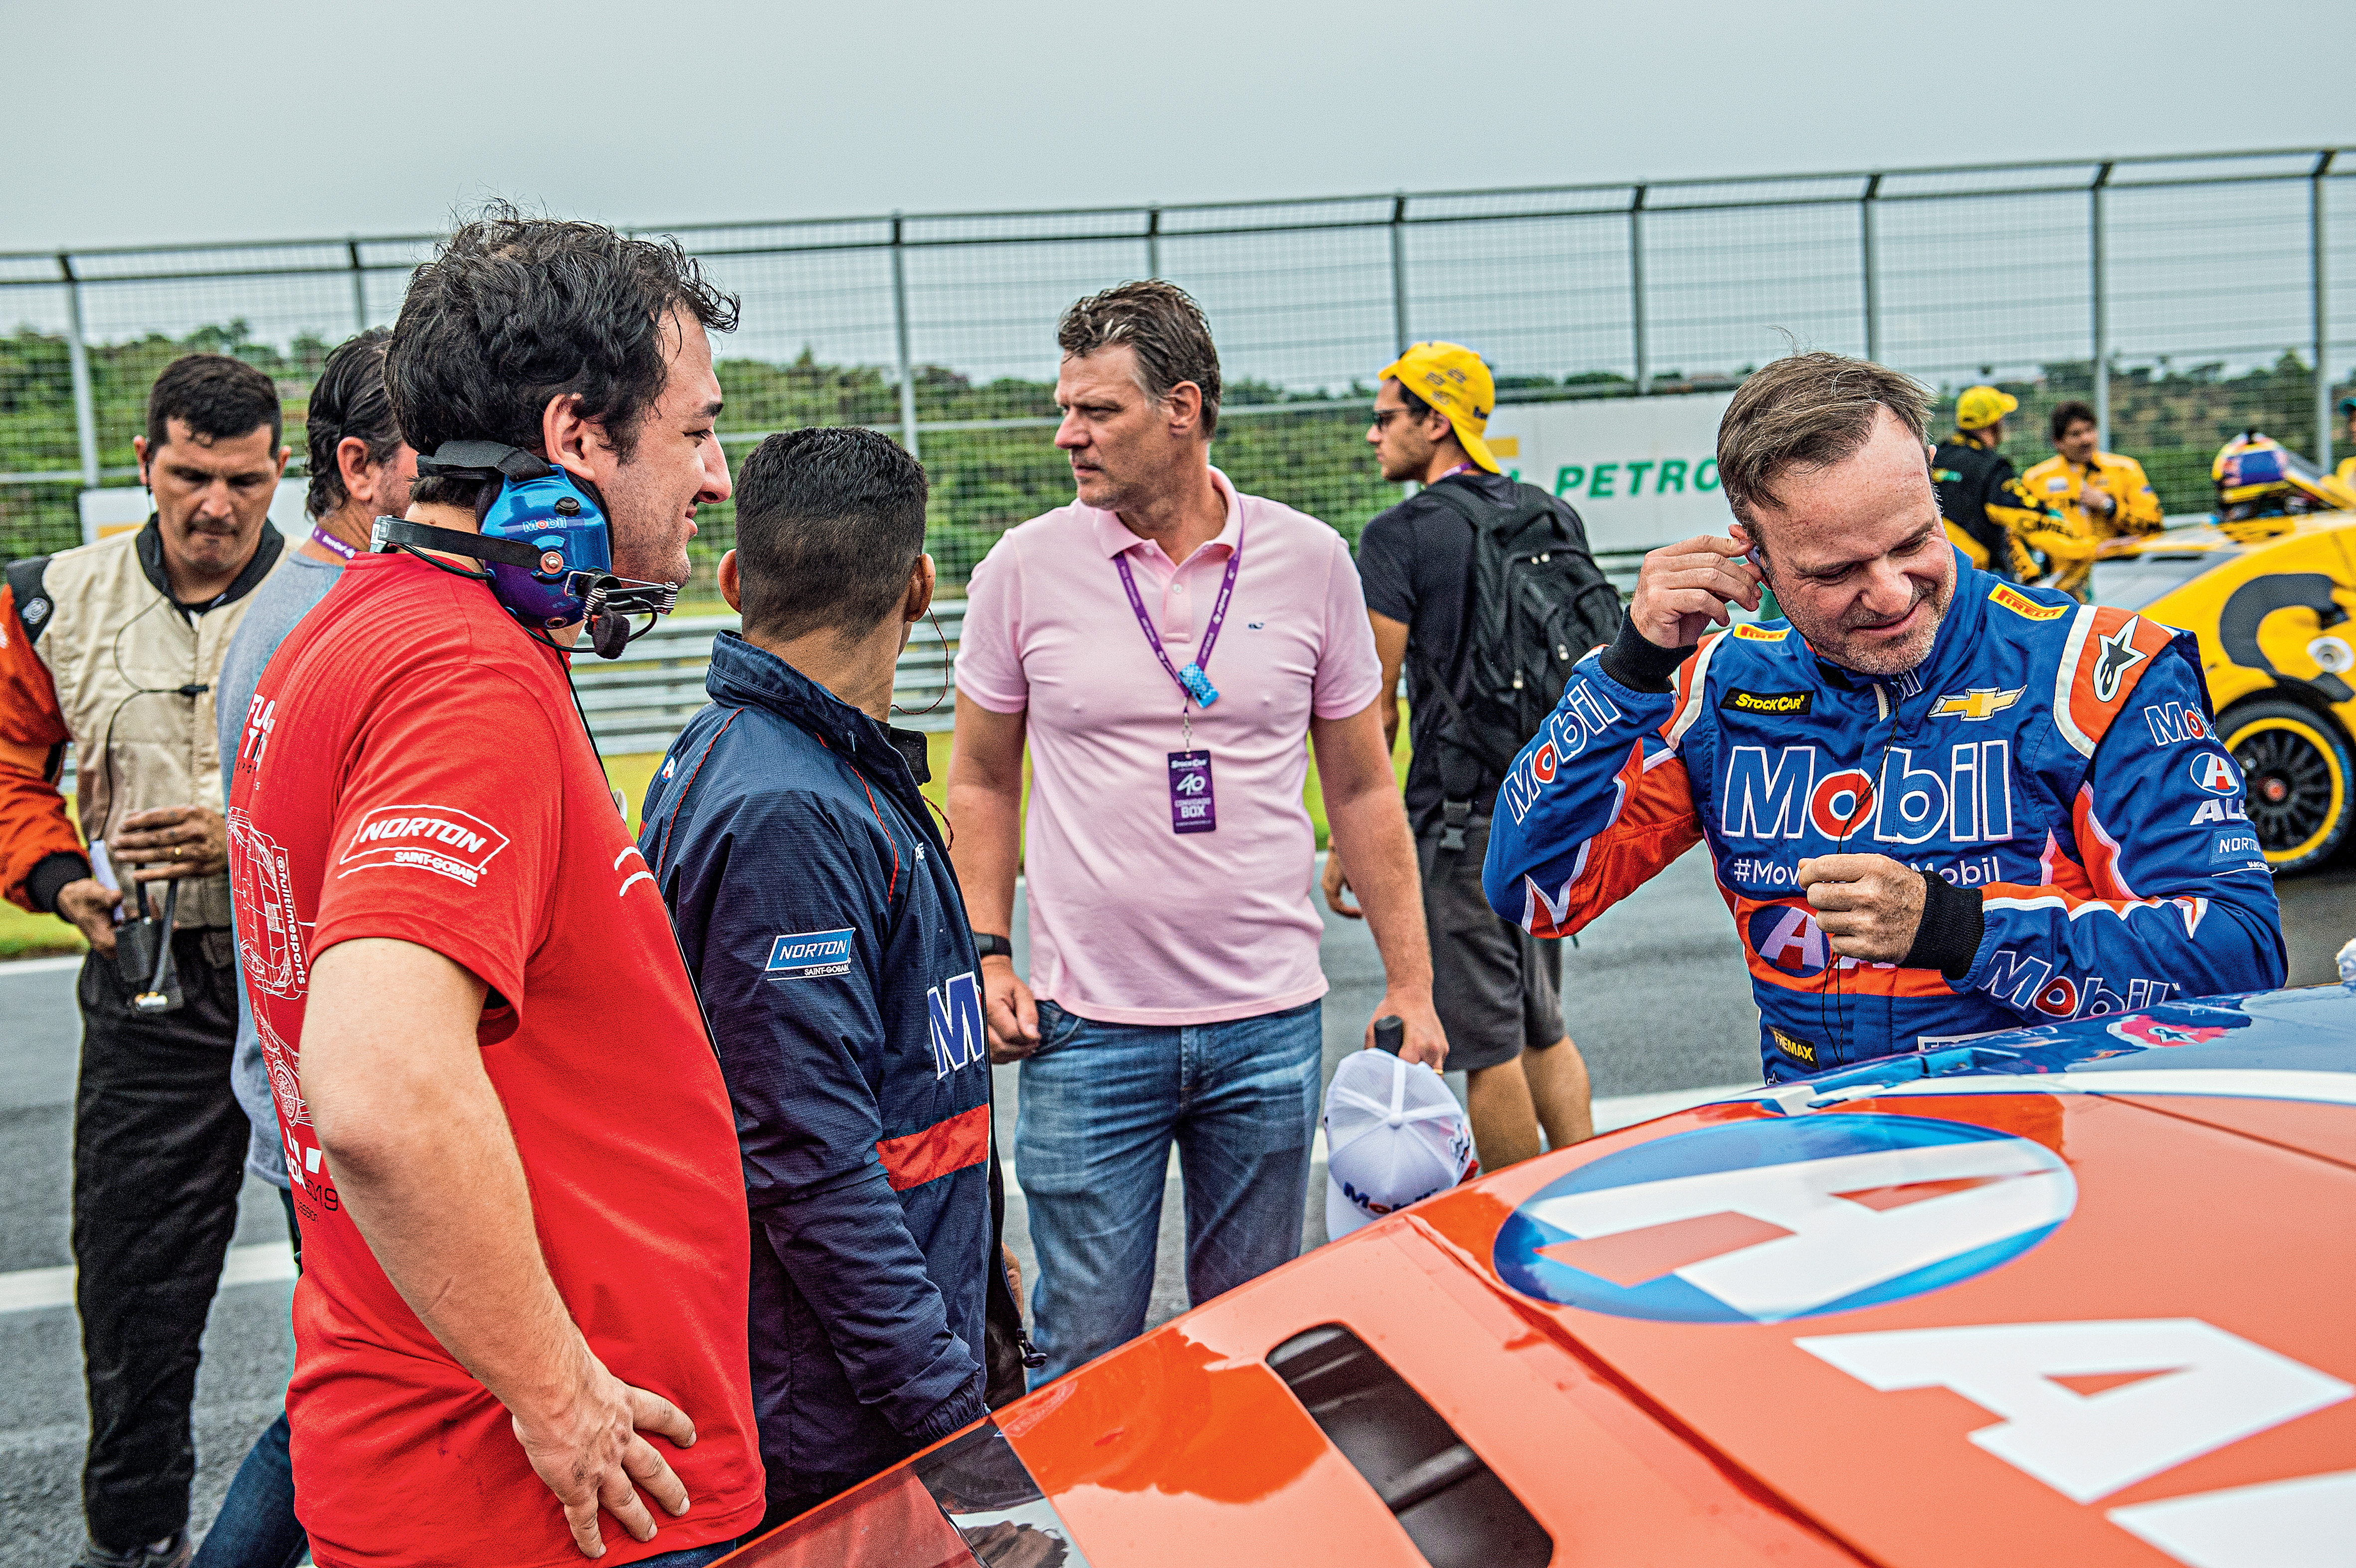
[1416,481,1624,851]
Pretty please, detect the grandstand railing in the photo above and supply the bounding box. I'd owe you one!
[572,549,1655,757]
[4,146,2348,580]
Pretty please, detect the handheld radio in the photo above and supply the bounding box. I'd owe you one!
[114,876,184,1015]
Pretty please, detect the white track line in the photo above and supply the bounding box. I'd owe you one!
[0,954,87,975]
[0,1083,1758,1315]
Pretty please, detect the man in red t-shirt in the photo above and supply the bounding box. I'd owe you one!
[224,214,762,1568]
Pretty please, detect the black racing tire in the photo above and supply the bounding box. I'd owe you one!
[2220,699,2355,875]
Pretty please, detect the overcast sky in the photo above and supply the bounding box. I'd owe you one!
[3,0,2350,253]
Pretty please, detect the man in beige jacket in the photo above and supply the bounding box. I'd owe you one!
[0,353,288,1568]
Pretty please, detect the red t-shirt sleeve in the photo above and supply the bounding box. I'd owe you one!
[310,661,563,1011]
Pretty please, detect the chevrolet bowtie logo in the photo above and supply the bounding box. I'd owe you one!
[1931,686,2024,721]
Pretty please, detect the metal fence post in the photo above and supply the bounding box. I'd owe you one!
[2091,162,2113,450]
[60,256,99,488]
[891,212,919,461]
[1388,194,1409,356]
[348,240,368,336]
[1860,174,1882,363]
[1629,186,1649,395]
[2314,151,2336,468]
[1146,205,1162,280]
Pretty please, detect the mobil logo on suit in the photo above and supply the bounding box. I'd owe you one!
[1719,741,2019,848]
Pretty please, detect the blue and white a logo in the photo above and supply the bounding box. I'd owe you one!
[1494,1114,2073,1323]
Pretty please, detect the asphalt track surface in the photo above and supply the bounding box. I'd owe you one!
[0,854,2348,1564]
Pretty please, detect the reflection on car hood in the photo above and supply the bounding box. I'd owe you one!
[720,983,2356,1568]
[1749,982,2356,1131]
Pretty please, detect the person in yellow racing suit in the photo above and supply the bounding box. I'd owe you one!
[1931,385,2046,581]
[2337,396,2355,491]
[2018,398,2163,599]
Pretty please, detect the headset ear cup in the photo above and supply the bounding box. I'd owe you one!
[589,612,630,659]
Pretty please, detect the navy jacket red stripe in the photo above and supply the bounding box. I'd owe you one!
[640,633,993,1496]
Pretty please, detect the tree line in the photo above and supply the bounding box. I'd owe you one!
[1,323,2343,581]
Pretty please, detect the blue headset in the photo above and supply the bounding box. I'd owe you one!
[370,441,680,657]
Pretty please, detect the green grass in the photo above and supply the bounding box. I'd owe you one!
[0,899,84,959]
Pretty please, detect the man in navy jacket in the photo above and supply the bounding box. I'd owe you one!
[640,427,1015,1532]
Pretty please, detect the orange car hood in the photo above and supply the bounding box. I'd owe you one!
[730,986,2356,1568]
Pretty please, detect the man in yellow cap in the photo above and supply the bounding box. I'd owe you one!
[1330,342,1618,1173]
[1930,385,2045,582]
[2019,399,2163,599]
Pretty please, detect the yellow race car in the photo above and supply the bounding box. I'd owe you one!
[2087,433,2356,874]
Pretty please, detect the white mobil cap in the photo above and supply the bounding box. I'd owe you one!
[1323,1047,1477,1240]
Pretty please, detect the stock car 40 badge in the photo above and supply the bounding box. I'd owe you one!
[1495,1114,2074,1323]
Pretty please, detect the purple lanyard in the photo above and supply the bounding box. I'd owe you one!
[308,522,358,561]
[1115,537,1240,711]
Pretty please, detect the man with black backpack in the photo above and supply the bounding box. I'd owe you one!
[1327,343,1615,1168]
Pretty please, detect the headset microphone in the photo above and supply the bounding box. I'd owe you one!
[370,441,680,658]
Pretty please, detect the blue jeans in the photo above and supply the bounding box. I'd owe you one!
[191,1412,302,1568]
[194,1193,305,1568]
[1016,998,1322,1383]
[635,1546,737,1567]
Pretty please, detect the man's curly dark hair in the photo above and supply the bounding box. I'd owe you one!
[388,204,739,507]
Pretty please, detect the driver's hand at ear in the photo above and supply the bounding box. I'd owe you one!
[1626,527,1764,649]
[1796,854,1927,963]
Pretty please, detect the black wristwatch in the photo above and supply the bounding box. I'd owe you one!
[973,932,1014,961]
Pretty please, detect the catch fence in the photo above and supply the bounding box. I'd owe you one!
[3,146,2350,594]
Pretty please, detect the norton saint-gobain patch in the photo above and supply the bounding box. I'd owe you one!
[767,928,855,980]
[338,804,510,888]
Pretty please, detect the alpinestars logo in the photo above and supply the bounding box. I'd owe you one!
[338,805,510,887]
[2091,617,2150,702]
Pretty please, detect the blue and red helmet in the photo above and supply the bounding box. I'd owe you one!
[2210,431,2355,521]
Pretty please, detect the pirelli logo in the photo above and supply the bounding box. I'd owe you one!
[1732,623,1789,642]
[1721,688,1812,716]
[1989,583,2068,621]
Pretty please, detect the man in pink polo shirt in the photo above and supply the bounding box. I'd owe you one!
[948,281,1446,1381]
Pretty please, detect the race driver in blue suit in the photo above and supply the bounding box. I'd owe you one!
[1483,353,2285,1082]
[640,427,1026,1533]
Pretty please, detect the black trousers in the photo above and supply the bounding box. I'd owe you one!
[72,928,248,1550]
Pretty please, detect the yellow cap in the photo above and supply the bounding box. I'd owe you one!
[1378,342,1501,473]
[1956,386,2019,432]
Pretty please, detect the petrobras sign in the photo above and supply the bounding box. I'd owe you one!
[80,480,311,546]
[1483,391,1736,554]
